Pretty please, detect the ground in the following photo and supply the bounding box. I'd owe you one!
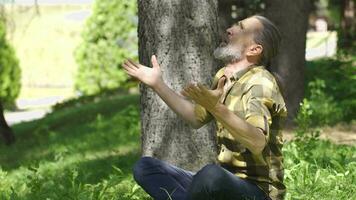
[283,122,356,145]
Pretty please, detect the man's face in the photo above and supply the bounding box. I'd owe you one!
[213,17,263,64]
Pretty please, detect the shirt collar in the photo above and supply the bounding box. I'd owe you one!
[227,64,262,81]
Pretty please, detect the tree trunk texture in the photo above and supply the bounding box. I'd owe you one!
[0,102,15,145]
[137,0,220,171]
[218,0,235,40]
[339,0,355,50]
[264,0,312,127]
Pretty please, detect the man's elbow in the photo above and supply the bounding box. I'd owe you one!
[250,143,265,155]
[249,129,267,155]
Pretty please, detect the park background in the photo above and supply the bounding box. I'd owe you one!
[0,0,355,199]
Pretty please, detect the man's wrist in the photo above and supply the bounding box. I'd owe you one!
[209,102,225,116]
[151,78,165,92]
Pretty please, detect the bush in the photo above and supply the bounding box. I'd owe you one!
[284,97,356,200]
[304,55,356,126]
[0,17,21,109]
[74,0,138,95]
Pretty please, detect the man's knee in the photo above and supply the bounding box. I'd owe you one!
[190,163,226,192]
[132,156,161,183]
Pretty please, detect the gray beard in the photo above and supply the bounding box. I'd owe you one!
[213,43,243,64]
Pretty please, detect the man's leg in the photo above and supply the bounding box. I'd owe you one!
[186,163,270,200]
[132,156,196,200]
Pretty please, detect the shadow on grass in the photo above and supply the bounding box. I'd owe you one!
[0,94,141,172]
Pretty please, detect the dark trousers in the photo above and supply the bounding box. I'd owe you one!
[132,156,271,200]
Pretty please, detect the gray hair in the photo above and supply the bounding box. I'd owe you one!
[251,15,286,99]
[252,15,282,66]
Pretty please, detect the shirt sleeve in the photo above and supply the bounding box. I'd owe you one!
[243,84,274,144]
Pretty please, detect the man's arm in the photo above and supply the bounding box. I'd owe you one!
[153,66,225,129]
[121,55,210,129]
[209,103,268,155]
[209,83,273,155]
[152,80,208,129]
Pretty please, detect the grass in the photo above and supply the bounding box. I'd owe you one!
[0,93,151,200]
[0,93,355,199]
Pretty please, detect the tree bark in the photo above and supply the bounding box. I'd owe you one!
[137,0,220,171]
[339,0,355,50]
[264,0,312,127]
[0,102,15,145]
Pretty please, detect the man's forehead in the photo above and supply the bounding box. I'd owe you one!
[234,17,262,30]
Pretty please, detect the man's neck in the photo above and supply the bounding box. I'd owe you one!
[224,59,256,79]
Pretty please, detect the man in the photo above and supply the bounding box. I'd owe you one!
[122,15,287,200]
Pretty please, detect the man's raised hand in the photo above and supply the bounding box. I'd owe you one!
[121,55,163,89]
[180,76,226,111]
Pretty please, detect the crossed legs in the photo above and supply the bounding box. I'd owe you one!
[132,156,270,200]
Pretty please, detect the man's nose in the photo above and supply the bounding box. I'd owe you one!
[226,28,233,37]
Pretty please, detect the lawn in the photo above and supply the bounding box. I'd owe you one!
[0,93,355,199]
[0,94,151,200]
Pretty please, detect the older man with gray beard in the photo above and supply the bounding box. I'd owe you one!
[122,15,287,200]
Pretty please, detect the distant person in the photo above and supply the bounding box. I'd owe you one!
[122,15,287,200]
[315,18,328,32]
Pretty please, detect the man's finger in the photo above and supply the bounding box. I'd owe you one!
[124,60,138,70]
[180,90,192,99]
[217,76,226,90]
[197,83,208,92]
[186,86,200,99]
[180,90,186,96]
[186,84,198,93]
[151,55,160,69]
[127,59,140,69]
[122,63,136,72]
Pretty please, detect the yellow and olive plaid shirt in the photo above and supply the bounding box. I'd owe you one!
[194,64,288,200]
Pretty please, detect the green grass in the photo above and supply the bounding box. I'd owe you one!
[0,93,355,199]
[0,93,151,200]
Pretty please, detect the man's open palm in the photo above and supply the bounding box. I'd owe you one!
[121,55,163,88]
[181,76,226,111]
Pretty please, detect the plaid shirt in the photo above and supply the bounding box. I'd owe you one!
[194,64,288,200]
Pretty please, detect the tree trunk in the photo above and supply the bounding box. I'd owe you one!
[137,0,220,171]
[339,0,355,50]
[264,0,312,127]
[0,102,15,145]
[218,0,235,40]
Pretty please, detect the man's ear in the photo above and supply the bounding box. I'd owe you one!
[246,44,263,57]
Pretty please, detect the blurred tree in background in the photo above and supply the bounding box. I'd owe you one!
[0,8,21,145]
[74,0,137,95]
[336,0,355,53]
[312,0,355,53]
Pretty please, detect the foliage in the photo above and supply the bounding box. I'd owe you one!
[304,55,356,126]
[0,17,21,108]
[74,0,138,95]
[284,97,356,200]
[283,138,356,200]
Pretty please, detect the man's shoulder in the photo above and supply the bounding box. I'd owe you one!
[210,66,226,89]
[242,65,276,90]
